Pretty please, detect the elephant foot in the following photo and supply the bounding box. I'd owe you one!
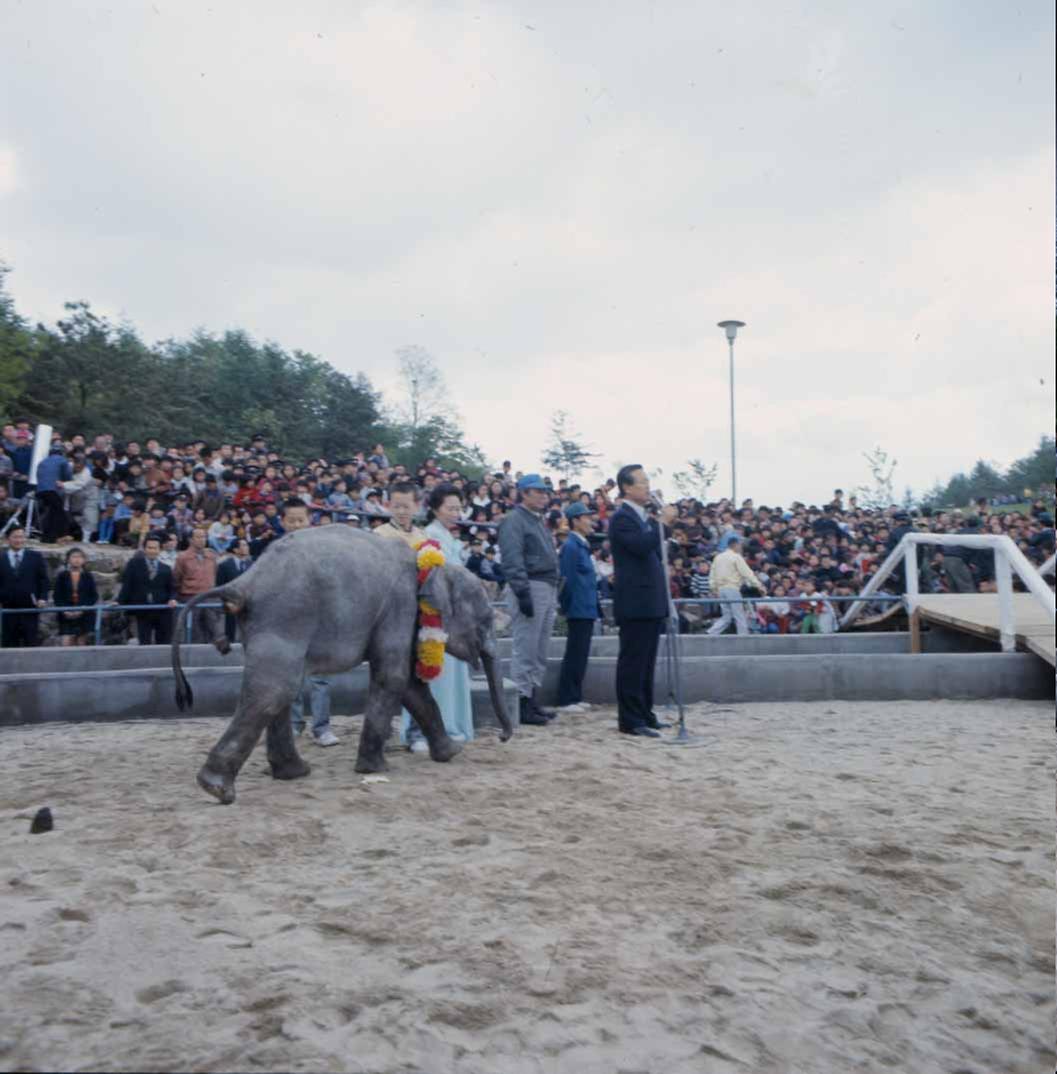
[354,752,389,774]
[196,766,236,805]
[429,737,463,763]
[270,757,311,781]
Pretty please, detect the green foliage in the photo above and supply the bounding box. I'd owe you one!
[0,264,32,417]
[921,436,1056,508]
[541,410,598,481]
[6,287,386,461]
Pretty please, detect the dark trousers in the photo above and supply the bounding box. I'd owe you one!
[1,605,40,648]
[557,618,595,706]
[38,490,67,543]
[135,610,173,646]
[615,617,662,731]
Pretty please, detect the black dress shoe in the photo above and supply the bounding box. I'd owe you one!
[519,696,548,726]
[532,690,558,720]
[621,725,661,738]
[645,714,673,730]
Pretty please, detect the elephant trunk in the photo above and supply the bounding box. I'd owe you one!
[481,651,513,741]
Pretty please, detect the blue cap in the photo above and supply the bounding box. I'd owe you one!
[564,502,595,521]
[517,473,549,491]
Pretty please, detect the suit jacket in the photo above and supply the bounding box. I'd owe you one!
[118,555,175,607]
[216,556,254,586]
[53,568,98,612]
[0,549,50,607]
[609,503,668,622]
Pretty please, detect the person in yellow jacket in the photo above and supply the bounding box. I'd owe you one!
[706,533,766,636]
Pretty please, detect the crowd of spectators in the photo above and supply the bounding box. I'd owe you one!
[1,417,1054,646]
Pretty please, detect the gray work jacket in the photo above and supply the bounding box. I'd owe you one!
[497,504,559,595]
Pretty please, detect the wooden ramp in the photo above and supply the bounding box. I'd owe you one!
[913,594,1055,667]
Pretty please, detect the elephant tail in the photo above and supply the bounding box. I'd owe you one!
[172,582,246,711]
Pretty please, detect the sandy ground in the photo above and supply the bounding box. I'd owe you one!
[0,700,1053,1074]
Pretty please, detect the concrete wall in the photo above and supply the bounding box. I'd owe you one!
[0,630,993,678]
[0,665,519,730]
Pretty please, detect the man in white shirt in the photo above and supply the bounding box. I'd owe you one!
[706,534,766,636]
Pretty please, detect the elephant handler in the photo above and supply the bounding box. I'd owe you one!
[498,473,559,727]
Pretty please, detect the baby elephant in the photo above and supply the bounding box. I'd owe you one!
[171,526,513,804]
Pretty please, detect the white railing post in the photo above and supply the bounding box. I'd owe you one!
[904,543,919,607]
[994,547,1015,653]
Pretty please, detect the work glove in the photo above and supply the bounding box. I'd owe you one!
[516,591,534,618]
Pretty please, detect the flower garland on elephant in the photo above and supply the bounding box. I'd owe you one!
[414,539,447,681]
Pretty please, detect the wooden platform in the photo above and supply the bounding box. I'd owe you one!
[912,594,1055,667]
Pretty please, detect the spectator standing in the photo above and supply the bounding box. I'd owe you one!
[52,547,99,646]
[216,538,253,644]
[609,465,677,738]
[208,510,236,554]
[34,445,73,543]
[173,526,219,643]
[9,430,33,500]
[498,474,560,727]
[278,499,339,747]
[706,534,766,636]
[556,502,600,714]
[118,534,178,645]
[0,527,50,648]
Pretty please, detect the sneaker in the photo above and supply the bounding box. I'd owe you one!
[293,726,305,737]
[448,732,467,743]
[556,703,588,714]
[312,729,340,747]
[408,738,430,754]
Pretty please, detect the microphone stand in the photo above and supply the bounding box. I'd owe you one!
[651,495,706,748]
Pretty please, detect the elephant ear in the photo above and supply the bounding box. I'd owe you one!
[419,564,454,621]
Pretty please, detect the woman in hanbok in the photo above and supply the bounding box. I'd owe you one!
[399,482,475,751]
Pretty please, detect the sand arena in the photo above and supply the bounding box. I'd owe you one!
[1,700,1053,1073]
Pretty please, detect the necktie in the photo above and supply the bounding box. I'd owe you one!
[14,552,22,571]
[148,560,157,581]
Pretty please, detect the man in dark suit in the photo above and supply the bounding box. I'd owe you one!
[609,465,678,738]
[117,533,177,645]
[0,526,50,648]
[216,538,254,644]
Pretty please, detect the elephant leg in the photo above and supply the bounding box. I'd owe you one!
[402,678,462,764]
[266,710,310,782]
[197,653,301,804]
[354,656,410,773]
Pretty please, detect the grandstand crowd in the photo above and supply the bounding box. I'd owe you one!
[1,420,1054,647]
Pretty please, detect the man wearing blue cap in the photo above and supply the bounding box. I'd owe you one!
[498,474,560,726]
[556,502,600,713]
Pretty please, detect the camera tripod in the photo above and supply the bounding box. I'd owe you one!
[0,488,41,540]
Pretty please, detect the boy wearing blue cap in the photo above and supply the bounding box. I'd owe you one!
[556,502,599,713]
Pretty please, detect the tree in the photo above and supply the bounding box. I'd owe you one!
[394,345,447,440]
[1005,436,1056,497]
[671,459,719,502]
[0,263,31,417]
[541,410,598,481]
[852,446,898,510]
[382,346,488,476]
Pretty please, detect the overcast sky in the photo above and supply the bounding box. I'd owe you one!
[2,1,1053,503]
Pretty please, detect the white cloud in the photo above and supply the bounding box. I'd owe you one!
[0,0,1052,503]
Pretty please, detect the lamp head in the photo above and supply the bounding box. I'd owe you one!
[717,319,746,343]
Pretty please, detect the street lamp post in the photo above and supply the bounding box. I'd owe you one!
[717,320,745,505]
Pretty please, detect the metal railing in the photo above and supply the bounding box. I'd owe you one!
[839,533,1056,652]
[0,594,907,648]
[0,601,225,647]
